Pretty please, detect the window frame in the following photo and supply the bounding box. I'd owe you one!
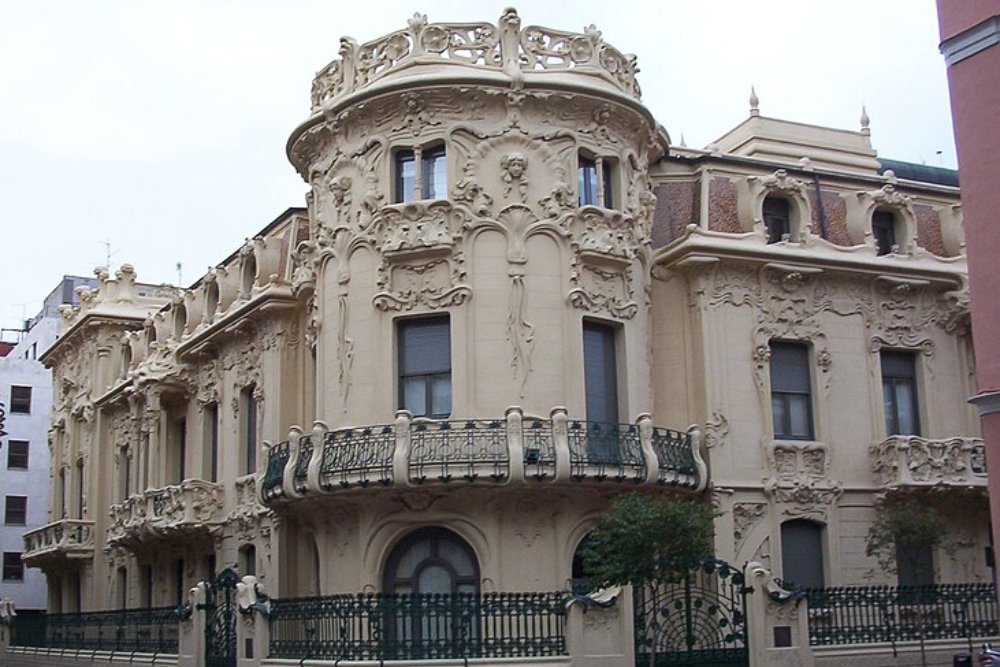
[577,153,615,208]
[881,350,921,436]
[7,440,29,470]
[4,495,27,526]
[9,385,31,414]
[241,386,258,475]
[769,341,814,440]
[397,316,452,419]
[763,196,791,244]
[780,519,825,589]
[2,552,24,582]
[393,143,447,204]
[872,209,898,256]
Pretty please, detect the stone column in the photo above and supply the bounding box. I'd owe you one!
[176,583,205,667]
[236,575,268,667]
[745,562,814,667]
[565,586,635,667]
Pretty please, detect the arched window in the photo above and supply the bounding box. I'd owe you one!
[172,303,187,341]
[872,208,899,256]
[383,527,479,595]
[205,281,220,324]
[571,534,595,594]
[780,519,824,589]
[241,254,257,298]
[763,196,791,244]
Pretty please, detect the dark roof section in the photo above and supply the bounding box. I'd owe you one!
[877,158,959,187]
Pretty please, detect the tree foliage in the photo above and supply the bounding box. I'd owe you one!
[580,492,716,589]
[865,496,950,576]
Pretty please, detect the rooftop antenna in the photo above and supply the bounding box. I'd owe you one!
[99,239,120,273]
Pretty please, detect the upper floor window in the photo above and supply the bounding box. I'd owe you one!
[763,196,791,244]
[781,519,825,588]
[578,154,614,208]
[240,544,257,577]
[10,385,31,414]
[2,552,24,582]
[394,144,447,203]
[770,342,813,440]
[241,386,258,475]
[872,209,897,256]
[4,496,27,525]
[205,403,219,483]
[881,351,920,436]
[398,317,451,419]
[7,440,29,470]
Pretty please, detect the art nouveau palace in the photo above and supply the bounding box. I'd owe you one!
[1,9,989,667]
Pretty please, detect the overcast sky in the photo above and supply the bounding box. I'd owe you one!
[0,0,956,335]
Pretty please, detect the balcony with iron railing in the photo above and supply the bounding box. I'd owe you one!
[107,479,225,548]
[260,407,706,505]
[870,435,986,492]
[22,519,95,569]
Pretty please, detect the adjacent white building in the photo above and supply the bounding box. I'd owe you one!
[0,276,95,612]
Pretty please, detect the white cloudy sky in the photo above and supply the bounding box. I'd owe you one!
[0,0,955,334]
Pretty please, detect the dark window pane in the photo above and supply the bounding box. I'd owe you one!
[398,318,451,418]
[7,441,29,469]
[10,386,31,414]
[770,344,810,392]
[602,160,614,208]
[4,496,27,525]
[770,342,813,439]
[421,145,447,200]
[763,196,791,244]
[583,322,619,424]
[578,156,598,206]
[873,210,897,256]
[2,552,24,582]
[395,150,416,203]
[781,520,824,588]
[881,351,920,436]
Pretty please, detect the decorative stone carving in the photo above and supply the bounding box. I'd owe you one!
[704,411,729,449]
[500,152,529,203]
[733,503,766,552]
[765,444,842,519]
[871,436,987,490]
[740,169,813,239]
[106,480,225,547]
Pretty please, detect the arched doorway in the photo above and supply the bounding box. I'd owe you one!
[381,527,480,659]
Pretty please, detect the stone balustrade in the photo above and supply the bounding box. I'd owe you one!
[870,435,986,490]
[260,407,706,505]
[107,479,225,547]
[22,519,95,567]
[309,8,641,112]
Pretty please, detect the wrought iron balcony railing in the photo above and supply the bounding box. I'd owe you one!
[870,435,986,491]
[9,606,179,653]
[107,479,225,547]
[22,519,95,567]
[268,591,567,661]
[260,408,707,505]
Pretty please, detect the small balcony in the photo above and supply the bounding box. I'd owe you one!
[107,479,225,548]
[870,435,987,491]
[22,519,95,568]
[261,407,706,505]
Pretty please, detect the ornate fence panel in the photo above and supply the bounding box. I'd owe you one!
[804,583,999,646]
[651,427,698,487]
[260,440,289,501]
[634,558,750,667]
[567,421,646,481]
[319,424,395,489]
[408,419,509,483]
[201,567,240,667]
[9,606,178,652]
[268,591,566,661]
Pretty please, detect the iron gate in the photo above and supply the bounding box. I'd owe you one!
[634,558,750,667]
[201,567,240,667]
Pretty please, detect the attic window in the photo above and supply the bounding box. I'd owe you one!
[578,154,614,208]
[394,144,447,203]
[763,196,791,244]
[872,209,897,256]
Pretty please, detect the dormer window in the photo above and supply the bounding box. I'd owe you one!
[394,144,447,203]
[763,196,791,244]
[578,154,614,208]
[872,209,897,256]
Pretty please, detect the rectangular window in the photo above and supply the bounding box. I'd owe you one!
[763,197,791,244]
[578,155,614,207]
[174,558,185,605]
[398,317,451,419]
[872,210,897,256]
[242,387,258,475]
[7,440,29,469]
[2,552,24,582]
[770,342,813,439]
[205,404,219,482]
[10,385,31,414]
[174,418,187,484]
[583,321,621,463]
[141,565,153,607]
[781,520,825,589]
[882,350,920,436]
[394,145,447,203]
[76,465,84,520]
[4,496,27,525]
[117,567,128,609]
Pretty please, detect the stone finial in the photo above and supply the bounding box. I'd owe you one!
[860,105,870,136]
[679,133,687,148]
[749,86,760,117]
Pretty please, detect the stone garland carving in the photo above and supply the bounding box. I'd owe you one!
[854,184,917,253]
[230,475,270,543]
[871,436,984,488]
[567,207,642,319]
[733,502,767,552]
[500,152,529,203]
[704,411,730,449]
[765,445,843,520]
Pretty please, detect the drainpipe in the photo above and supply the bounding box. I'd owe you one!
[811,171,829,240]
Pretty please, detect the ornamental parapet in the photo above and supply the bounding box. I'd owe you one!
[107,479,225,548]
[870,435,986,491]
[22,519,95,568]
[308,8,641,113]
[260,407,706,505]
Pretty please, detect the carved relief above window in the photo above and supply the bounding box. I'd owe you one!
[739,169,813,243]
[851,184,918,254]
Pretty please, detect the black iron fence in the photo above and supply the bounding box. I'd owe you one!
[261,439,289,501]
[268,592,567,661]
[409,419,509,483]
[10,606,179,653]
[651,426,698,487]
[319,424,395,489]
[804,583,999,646]
[568,421,646,481]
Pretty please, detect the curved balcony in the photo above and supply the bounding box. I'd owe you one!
[870,435,986,492]
[22,519,95,569]
[306,9,641,115]
[107,479,225,548]
[260,407,706,506]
